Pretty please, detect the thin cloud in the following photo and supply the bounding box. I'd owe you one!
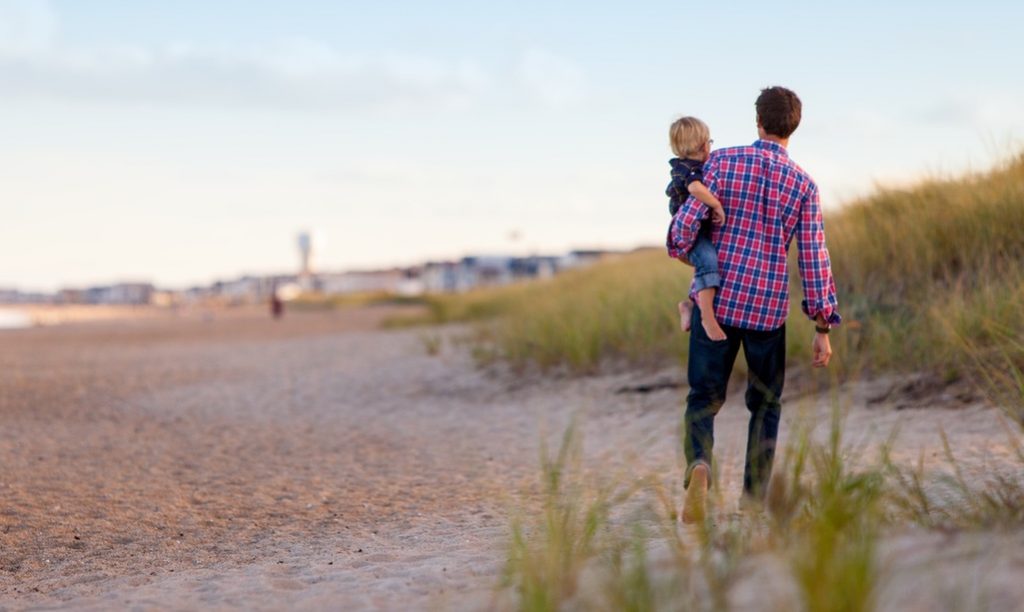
[0,3,583,113]
[517,47,586,108]
[0,38,492,112]
[0,0,56,57]
[910,94,1024,132]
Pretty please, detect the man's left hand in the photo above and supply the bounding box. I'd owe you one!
[812,332,832,368]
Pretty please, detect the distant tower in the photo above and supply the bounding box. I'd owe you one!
[297,231,315,289]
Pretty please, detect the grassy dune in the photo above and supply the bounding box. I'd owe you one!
[397,152,1024,394]
[500,413,1024,612]
[827,153,1024,374]
[486,155,1024,610]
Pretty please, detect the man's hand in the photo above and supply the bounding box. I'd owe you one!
[710,205,726,226]
[812,332,832,368]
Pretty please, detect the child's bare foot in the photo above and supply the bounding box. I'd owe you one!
[701,315,727,341]
[678,301,692,332]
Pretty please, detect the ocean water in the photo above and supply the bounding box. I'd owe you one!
[0,309,31,329]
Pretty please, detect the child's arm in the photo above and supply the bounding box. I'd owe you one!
[687,181,726,225]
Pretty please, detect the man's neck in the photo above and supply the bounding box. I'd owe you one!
[760,134,789,148]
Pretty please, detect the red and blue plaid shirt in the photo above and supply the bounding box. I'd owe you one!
[667,140,841,331]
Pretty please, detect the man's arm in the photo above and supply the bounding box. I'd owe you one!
[796,183,841,367]
[796,182,841,326]
[667,195,708,260]
[687,181,725,225]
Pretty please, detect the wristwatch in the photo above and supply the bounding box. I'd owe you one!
[815,324,831,334]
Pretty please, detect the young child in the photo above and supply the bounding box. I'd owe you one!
[667,116,727,341]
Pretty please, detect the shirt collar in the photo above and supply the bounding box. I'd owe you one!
[670,157,704,169]
[754,139,789,156]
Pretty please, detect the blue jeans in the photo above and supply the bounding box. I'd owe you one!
[682,305,786,498]
[688,223,720,293]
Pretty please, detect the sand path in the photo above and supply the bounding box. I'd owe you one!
[1,308,1021,610]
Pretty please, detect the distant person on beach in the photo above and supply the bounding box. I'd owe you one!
[666,116,728,341]
[667,86,841,523]
[270,288,284,320]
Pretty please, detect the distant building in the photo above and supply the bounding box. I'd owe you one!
[205,274,298,304]
[418,253,585,294]
[213,277,264,304]
[58,283,155,305]
[421,261,470,293]
[319,269,408,295]
[560,249,609,269]
[105,283,155,305]
[4,246,621,307]
[461,256,513,288]
[510,256,559,280]
[0,289,54,304]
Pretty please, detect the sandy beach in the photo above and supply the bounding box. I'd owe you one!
[2,307,1023,610]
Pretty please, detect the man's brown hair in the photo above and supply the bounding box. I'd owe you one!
[755,86,802,139]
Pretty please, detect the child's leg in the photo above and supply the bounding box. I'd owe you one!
[696,287,726,341]
[678,299,693,332]
[687,231,727,341]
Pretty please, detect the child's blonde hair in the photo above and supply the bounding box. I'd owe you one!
[669,116,710,158]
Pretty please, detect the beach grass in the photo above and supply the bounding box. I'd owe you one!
[501,401,1024,611]
[387,152,1024,389]
[456,154,1024,609]
[497,411,872,611]
[502,422,626,611]
[775,414,884,612]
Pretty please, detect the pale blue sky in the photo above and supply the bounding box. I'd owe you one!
[2,0,1022,291]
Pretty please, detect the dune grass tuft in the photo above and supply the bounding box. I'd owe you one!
[397,152,1024,389]
[500,410,895,611]
[773,412,884,612]
[502,423,624,611]
[501,399,1024,611]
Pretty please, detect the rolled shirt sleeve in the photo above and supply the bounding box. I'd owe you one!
[667,194,708,260]
[796,183,842,326]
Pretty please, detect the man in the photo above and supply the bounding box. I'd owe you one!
[667,86,841,523]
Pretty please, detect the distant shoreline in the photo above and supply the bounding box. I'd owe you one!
[0,304,175,329]
[0,308,32,329]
